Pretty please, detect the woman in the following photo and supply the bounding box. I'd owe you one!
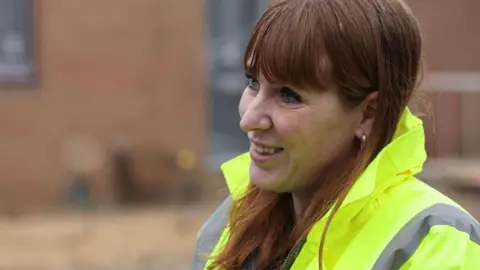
[192,0,480,269]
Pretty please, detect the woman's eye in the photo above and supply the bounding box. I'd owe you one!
[245,74,260,91]
[280,87,302,104]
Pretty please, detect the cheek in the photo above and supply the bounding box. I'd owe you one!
[278,116,306,135]
[308,113,356,160]
[275,110,349,156]
[274,113,314,146]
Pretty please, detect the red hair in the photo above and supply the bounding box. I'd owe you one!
[209,0,422,268]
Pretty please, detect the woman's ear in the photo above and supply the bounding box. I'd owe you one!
[355,91,378,140]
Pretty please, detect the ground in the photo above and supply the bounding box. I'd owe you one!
[0,164,479,270]
[0,204,217,270]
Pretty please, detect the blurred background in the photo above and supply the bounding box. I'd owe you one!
[0,0,478,269]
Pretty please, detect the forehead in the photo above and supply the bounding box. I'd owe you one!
[243,3,333,93]
[253,71,337,97]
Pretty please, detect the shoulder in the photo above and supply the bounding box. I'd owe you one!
[375,175,479,242]
[191,197,232,270]
[376,175,468,215]
[372,176,480,269]
[389,203,480,269]
[197,196,231,239]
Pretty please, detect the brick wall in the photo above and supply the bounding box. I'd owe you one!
[0,1,206,211]
[407,0,480,158]
[0,0,477,211]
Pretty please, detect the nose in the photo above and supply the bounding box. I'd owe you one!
[239,95,272,133]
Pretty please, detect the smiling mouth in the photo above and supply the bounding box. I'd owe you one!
[253,145,284,155]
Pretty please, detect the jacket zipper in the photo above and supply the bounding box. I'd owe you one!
[280,238,307,270]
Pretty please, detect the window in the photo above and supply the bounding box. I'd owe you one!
[0,0,35,84]
[206,0,270,170]
[207,0,269,95]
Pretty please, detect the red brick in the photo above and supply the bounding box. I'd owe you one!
[0,0,206,210]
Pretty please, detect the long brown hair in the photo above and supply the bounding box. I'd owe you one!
[209,0,423,269]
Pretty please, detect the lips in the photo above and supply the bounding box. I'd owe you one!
[249,141,284,163]
[252,144,283,154]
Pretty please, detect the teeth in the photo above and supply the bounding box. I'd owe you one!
[254,146,277,154]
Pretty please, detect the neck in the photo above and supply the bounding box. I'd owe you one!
[290,147,358,220]
[291,194,303,220]
[290,174,342,222]
[291,187,316,220]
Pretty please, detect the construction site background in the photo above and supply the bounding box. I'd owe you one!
[0,0,478,269]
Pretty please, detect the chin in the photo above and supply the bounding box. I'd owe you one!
[250,178,283,192]
[249,163,290,193]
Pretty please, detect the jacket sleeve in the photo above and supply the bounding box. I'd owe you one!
[400,225,480,269]
[191,197,232,270]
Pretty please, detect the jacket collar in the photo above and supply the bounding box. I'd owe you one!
[221,108,427,207]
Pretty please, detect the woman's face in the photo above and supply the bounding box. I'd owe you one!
[239,73,366,193]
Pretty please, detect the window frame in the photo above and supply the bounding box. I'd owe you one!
[0,0,36,86]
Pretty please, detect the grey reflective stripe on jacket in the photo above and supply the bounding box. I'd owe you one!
[191,197,231,270]
[372,203,480,270]
[191,200,480,270]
